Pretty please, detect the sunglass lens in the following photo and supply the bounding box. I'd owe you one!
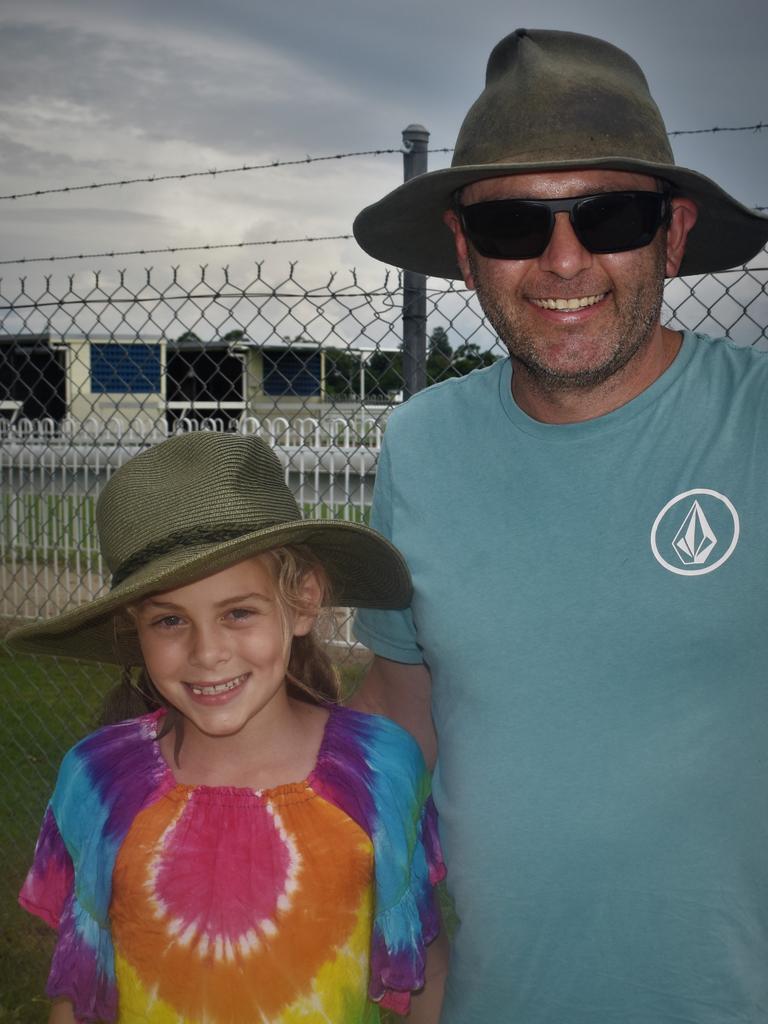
[461,191,667,260]
[462,200,552,259]
[575,192,665,253]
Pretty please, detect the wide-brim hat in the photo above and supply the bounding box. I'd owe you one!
[7,431,412,665]
[354,29,768,279]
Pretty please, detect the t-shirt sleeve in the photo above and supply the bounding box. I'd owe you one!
[19,756,118,1022]
[311,709,446,1014]
[353,440,424,664]
[365,717,447,1014]
[19,804,74,930]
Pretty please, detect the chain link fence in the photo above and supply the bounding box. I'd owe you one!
[1,255,767,1014]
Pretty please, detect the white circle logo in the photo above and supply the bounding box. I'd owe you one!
[650,489,739,576]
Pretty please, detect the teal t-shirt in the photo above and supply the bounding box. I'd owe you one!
[355,332,768,1023]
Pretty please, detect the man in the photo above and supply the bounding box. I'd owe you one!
[351,28,768,1024]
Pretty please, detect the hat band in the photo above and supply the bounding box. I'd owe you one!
[111,523,264,588]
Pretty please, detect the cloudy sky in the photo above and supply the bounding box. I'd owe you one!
[0,0,766,310]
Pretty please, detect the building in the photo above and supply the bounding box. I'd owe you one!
[0,332,365,434]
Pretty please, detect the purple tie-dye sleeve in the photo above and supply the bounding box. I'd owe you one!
[18,712,169,1023]
[312,707,446,1015]
[19,802,118,1022]
[19,805,73,929]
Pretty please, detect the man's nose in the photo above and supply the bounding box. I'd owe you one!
[537,212,593,279]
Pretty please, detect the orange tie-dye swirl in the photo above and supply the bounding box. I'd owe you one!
[110,781,376,1023]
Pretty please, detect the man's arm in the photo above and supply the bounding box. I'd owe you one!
[407,927,450,1022]
[351,655,436,771]
[48,999,77,1024]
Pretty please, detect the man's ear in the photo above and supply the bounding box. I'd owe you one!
[665,197,698,277]
[291,569,323,638]
[443,209,476,289]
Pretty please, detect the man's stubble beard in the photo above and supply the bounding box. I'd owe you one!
[468,240,668,394]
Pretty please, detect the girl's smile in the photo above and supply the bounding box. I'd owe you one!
[185,671,250,700]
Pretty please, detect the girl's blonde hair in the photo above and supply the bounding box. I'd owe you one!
[100,545,341,736]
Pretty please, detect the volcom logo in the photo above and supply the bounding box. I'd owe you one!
[650,489,739,576]
[672,500,717,565]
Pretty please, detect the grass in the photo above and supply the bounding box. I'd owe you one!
[0,646,117,1022]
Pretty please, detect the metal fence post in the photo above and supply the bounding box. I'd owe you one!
[402,124,429,398]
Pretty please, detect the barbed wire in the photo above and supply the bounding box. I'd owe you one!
[668,121,767,137]
[1,122,765,203]
[0,148,453,202]
[0,235,354,267]
[4,224,768,268]
[1,124,765,267]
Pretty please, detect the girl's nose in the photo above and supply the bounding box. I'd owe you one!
[188,624,231,668]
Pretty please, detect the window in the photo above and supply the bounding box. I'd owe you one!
[91,343,161,394]
[262,350,321,396]
[166,351,243,403]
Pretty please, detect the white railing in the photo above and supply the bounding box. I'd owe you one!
[0,414,385,644]
[0,410,389,451]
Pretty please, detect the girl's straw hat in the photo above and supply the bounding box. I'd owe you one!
[7,431,412,665]
[353,29,768,279]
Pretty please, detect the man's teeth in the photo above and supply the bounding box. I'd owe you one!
[531,294,605,310]
[189,675,245,695]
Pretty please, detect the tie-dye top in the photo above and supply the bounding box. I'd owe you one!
[20,706,445,1023]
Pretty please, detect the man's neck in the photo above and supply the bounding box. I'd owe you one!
[510,326,683,424]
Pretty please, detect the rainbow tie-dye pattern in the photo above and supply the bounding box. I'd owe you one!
[20,707,445,1023]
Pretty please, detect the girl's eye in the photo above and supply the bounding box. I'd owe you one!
[153,615,184,629]
[227,607,255,623]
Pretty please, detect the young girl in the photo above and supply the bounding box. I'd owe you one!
[10,431,446,1024]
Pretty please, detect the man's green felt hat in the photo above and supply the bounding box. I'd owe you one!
[354,29,768,278]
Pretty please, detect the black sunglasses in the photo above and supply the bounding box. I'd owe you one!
[457,190,671,260]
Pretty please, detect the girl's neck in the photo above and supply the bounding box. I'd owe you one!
[159,698,330,791]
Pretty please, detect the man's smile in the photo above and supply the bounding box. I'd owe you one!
[529,293,607,311]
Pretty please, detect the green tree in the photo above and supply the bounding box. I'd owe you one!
[324,346,405,400]
[453,341,498,376]
[425,325,498,384]
[324,331,498,401]
[427,326,453,384]
[324,347,360,398]
[175,330,202,344]
[428,326,452,358]
[366,349,403,398]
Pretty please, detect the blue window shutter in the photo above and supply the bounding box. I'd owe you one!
[91,343,161,394]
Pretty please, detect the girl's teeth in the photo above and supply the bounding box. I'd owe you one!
[190,675,244,695]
